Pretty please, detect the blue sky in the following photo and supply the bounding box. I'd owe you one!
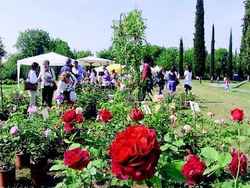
[0,0,244,54]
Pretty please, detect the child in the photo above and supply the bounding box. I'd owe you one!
[224,77,230,92]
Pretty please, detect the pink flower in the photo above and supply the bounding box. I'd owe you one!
[10,126,19,136]
[27,105,37,114]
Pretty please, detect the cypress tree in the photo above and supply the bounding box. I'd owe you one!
[210,24,215,79]
[194,0,206,78]
[240,0,250,78]
[179,38,184,77]
[228,29,233,79]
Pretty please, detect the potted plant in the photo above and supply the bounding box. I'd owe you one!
[0,136,16,187]
[26,130,50,186]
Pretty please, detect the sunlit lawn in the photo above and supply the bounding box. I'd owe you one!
[191,80,250,120]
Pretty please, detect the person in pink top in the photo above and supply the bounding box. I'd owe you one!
[224,76,230,92]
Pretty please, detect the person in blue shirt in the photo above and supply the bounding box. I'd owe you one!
[72,60,84,83]
[60,58,72,74]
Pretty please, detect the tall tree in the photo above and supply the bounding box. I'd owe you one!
[15,29,51,57]
[228,29,233,79]
[210,24,215,79]
[156,47,179,70]
[112,10,146,98]
[179,38,184,77]
[240,0,250,78]
[193,0,206,78]
[0,38,6,111]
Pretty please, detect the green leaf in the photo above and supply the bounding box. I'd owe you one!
[163,160,185,182]
[50,164,66,171]
[217,153,231,168]
[201,147,219,162]
[69,143,82,150]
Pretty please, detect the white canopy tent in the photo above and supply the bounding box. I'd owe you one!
[17,52,74,85]
[78,56,113,67]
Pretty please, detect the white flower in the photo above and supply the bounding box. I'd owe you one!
[44,128,51,138]
[169,114,177,124]
[207,112,215,118]
[183,124,192,133]
[41,107,49,120]
[75,107,83,115]
[10,126,19,136]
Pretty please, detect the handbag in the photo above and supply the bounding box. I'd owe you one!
[24,81,38,91]
[52,81,57,91]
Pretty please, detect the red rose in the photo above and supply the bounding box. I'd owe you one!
[64,148,90,170]
[76,114,84,123]
[229,149,247,177]
[109,125,160,181]
[129,108,144,121]
[231,108,244,122]
[182,154,206,186]
[62,109,76,123]
[64,123,75,133]
[98,108,112,123]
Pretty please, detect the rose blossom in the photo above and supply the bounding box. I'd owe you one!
[129,107,144,121]
[229,149,247,177]
[64,147,90,170]
[64,123,75,133]
[109,125,160,181]
[231,108,244,122]
[182,154,206,186]
[10,126,19,136]
[98,108,112,123]
[62,109,76,123]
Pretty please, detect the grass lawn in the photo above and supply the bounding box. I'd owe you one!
[190,80,250,120]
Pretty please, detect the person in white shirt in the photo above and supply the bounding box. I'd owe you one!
[55,72,77,105]
[89,69,97,85]
[26,62,39,106]
[184,65,192,94]
[38,60,56,107]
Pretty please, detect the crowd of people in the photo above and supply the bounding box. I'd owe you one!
[24,56,195,109]
[25,59,119,108]
[140,57,193,100]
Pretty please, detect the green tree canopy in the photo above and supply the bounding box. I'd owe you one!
[96,48,114,60]
[50,38,74,58]
[15,29,51,57]
[142,44,165,63]
[0,38,6,59]
[73,50,93,59]
[215,48,228,77]
[156,47,178,70]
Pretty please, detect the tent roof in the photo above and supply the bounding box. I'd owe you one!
[78,56,113,66]
[17,52,74,66]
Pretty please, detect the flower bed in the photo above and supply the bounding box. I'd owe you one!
[0,86,250,187]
